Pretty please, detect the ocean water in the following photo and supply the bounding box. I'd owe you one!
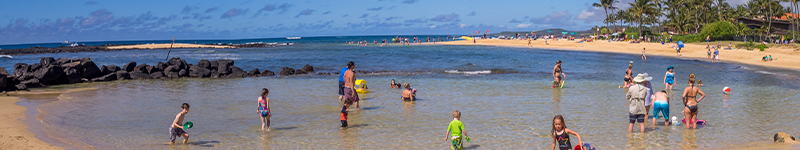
[4,38,800,149]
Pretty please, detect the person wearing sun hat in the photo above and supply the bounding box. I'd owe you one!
[641,73,654,123]
[626,74,648,133]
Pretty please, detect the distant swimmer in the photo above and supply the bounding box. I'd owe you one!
[552,60,565,88]
[390,79,401,88]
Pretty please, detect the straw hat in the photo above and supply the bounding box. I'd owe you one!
[633,74,646,83]
[641,73,653,81]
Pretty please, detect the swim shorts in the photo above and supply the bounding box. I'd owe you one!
[451,136,463,150]
[344,88,359,103]
[169,127,186,142]
[338,81,345,95]
[341,120,348,127]
[652,101,669,120]
[629,113,645,123]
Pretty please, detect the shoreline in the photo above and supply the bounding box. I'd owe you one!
[439,39,800,71]
[0,96,62,150]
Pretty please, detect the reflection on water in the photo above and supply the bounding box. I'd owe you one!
[14,44,800,149]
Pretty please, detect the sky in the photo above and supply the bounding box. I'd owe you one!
[0,0,761,45]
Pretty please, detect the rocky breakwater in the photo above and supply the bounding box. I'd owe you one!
[0,57,319,91]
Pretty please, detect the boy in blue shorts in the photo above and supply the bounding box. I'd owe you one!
[444,110,468,150]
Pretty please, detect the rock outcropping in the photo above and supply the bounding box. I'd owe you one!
[0,57,323,91]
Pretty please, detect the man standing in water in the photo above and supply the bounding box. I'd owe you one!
[338,64,349,102]
[343,62,359,109]
[627,74,648,132]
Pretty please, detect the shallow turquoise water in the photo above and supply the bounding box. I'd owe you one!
[7,42,800,149]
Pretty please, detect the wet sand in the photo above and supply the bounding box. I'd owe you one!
[106,43,234,49]
[439,39,800,70]
[0,96,61,150]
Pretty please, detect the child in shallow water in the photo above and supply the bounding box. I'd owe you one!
[257,88,271,131]
[445,110,468,150]
[552,115,583,150]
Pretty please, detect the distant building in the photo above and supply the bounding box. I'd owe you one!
[735,17,793,35]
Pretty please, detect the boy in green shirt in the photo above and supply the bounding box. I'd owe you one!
[444,110,468,150]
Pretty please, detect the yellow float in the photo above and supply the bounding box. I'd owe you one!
[355,79,370,93]
[461,36,474,40]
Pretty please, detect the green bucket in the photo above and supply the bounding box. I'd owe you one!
[184,121,193,129]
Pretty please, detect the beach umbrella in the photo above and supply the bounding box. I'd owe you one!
[547,30,552,33]
[611,33,619,36]
[570,32,577,35]
[561,31,568,35]
[677,41,685,48]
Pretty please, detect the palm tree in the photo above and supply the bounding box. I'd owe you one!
[715,0,726,21]
[593,0,614,31]
[653,0,664,32]
[607,0,620,32]
[629,0,658,36]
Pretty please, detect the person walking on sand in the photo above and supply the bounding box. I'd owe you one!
[552,60,565,88]
[627,74,648,133]
[706,35,710,44]
[257,88,272,131]
[641,48,647,60]
[343,62,359,109]
[664,66,675,90]
[682,74,705,129]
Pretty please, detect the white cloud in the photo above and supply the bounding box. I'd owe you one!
[429,25,437,28]
[516,23,531,28]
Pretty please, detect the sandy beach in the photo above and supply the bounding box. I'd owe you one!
[0,96,61,150]
[106,43,235,49]
[440,39,800,70]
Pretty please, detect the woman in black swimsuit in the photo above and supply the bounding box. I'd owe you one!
[682,74,705,129]
[552,60,565,88]
[401,83,414,101]
[621,64,633,88]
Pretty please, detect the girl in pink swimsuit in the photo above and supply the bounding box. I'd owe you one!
[258,88,271,131]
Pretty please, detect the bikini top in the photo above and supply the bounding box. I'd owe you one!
[555,67,562,73]
[686,86,698,98]
[626,69,632,76]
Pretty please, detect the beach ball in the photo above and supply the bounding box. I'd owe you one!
[723,87,731,94]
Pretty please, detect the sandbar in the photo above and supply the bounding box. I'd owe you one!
[107,43,235,49]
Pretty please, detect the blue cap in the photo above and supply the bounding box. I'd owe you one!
[667,66,674,70]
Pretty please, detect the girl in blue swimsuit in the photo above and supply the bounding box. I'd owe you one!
[257,88,271,131]
[664,66,675,90]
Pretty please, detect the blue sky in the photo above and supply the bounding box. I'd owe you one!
[0,0,755,45]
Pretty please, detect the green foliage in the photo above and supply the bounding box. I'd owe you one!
[737,23,752,36]
[755,44,769,51]
[739,41,756,51]
[671,34,705,43]
[699,21,738,40]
